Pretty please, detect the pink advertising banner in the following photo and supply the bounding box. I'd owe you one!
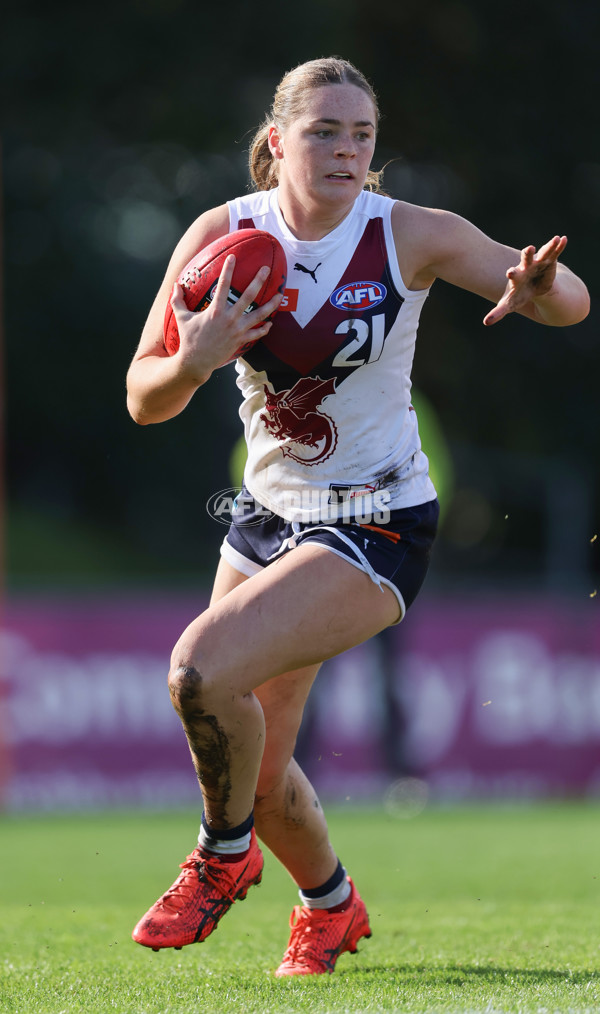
[1,592,599,810]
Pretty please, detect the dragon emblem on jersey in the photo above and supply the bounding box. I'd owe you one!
[261,377,338,465]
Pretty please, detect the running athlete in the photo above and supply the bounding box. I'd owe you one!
[126,57,590,976]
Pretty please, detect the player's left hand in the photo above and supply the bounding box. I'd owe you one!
[483,235,568,326]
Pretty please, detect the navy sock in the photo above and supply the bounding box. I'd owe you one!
[198,812,254,858]
[299,859,351,910]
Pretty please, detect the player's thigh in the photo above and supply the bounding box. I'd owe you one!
[209,555,250,604]
[171,543,399,693]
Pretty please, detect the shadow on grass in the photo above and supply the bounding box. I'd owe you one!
[342,964,600,985]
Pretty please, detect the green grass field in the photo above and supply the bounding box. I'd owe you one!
[1,802,598,1013]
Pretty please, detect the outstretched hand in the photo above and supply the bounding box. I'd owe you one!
[483,235,568,326]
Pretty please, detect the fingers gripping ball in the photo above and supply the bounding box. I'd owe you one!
[163,229,287,360]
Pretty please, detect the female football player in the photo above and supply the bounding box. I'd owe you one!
[126,57,589,975]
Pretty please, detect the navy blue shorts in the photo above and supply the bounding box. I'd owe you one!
[221,490,439,623]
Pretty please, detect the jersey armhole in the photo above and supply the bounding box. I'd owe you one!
[227,199,238,233]
[382,199,431,301]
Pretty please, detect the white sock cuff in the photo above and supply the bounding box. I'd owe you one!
[299,874,351,910]
[198,826,252,855]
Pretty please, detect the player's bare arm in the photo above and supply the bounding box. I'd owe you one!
[392,202,590,327]
[126,204,229,423]
[126,206,281,425]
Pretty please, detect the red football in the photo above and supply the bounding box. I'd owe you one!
[163,229,287,360]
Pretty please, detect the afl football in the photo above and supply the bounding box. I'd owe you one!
[163,229,287,360]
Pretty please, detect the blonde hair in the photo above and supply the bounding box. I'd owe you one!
[249,57,383,193]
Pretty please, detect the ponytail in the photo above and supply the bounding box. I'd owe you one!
[364,168,385,193]
[248,120,279,192]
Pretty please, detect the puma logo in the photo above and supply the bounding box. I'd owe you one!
[294,262,321,284]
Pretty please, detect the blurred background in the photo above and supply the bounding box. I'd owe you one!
[1,0,598,812]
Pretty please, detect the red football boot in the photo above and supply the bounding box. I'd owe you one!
[275,877,371,976]
[132,829,263,950]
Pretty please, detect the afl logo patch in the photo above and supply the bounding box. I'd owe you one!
[330,281,387,311]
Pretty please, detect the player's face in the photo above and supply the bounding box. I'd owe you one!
[270,83,377,220]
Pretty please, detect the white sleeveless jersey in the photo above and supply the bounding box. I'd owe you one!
[227,188,437,523]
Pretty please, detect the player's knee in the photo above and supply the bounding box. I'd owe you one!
[168,663,206,716]
[255,741,295,803]
[255,761,284,804]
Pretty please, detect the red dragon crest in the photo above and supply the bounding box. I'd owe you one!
[261,377,338,465]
